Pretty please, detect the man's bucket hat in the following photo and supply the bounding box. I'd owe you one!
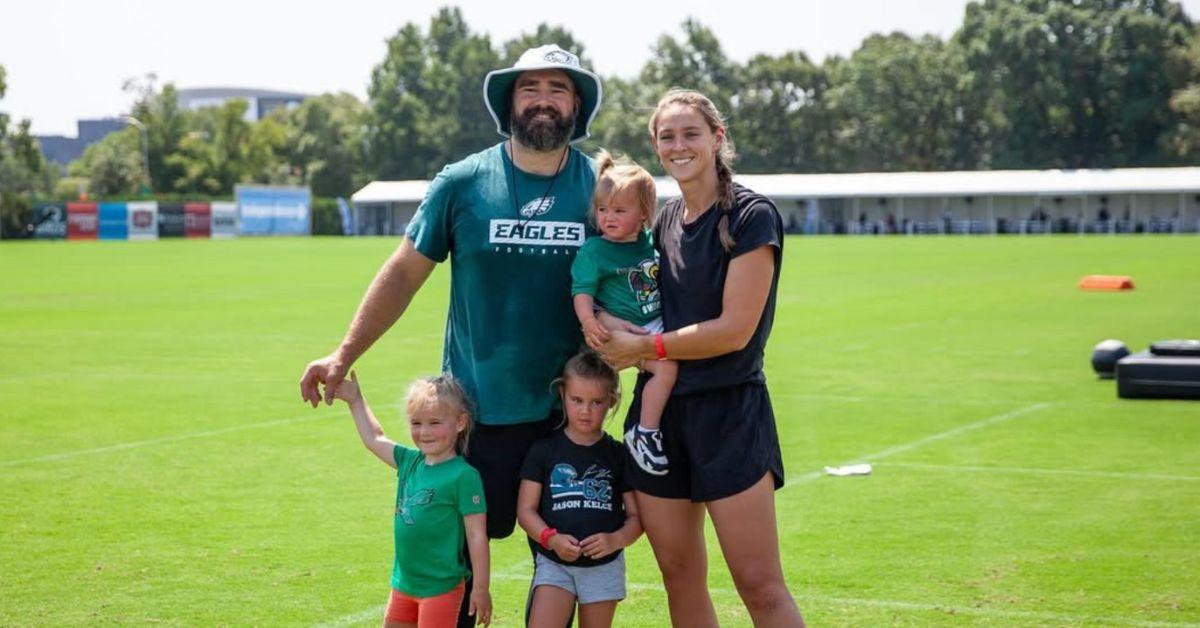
[483,44,603,144]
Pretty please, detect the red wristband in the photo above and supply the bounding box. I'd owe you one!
[539,527,558,549]
[654,333,667,360]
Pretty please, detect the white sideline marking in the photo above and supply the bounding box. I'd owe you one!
[317,573,1197,628]
[785,402,1051,488]
[1,412,333,468]
[883,461,1200,482]
[1,402,409,468]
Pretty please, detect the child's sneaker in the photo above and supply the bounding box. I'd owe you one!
[625,425,669,476]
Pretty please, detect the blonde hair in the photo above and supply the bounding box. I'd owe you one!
[551,349,622,423]
[648,89,738,252]
[406,374,474,455]
[591,150,657,232]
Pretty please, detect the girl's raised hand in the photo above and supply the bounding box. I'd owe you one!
[332,370,362,404]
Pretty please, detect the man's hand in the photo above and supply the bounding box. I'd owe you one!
[299,353,349,407]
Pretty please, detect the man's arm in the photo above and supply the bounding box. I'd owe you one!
[300,237,437,406]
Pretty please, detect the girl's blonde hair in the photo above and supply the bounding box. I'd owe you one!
[551,349,622,423]
[406,374,474,455]
[591,150,658,232]
[648,89,738,252]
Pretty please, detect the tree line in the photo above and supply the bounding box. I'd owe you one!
[3,0,1200,235]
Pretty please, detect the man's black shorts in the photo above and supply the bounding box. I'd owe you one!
[465,411,560,538]
[623,374,785,502]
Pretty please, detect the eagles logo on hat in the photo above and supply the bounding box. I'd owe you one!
[483,44,603,144]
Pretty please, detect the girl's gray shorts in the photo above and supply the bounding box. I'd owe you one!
[532,552,626,604]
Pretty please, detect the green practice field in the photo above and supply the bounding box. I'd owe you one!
[2,236,1198,627]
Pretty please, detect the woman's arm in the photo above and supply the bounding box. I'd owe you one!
[600,245,776,364]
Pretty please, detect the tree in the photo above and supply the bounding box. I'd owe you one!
[167,99,287,195]
[1165,34,1200,159]
[0,63,55,237]
[823,33,968,171]
[585,75,660,171]
[733,51,834,173]
[367,8,499,180]
[278,92,369,198]
[126,75,188,193]
[640,19,740,117]
[954,0,1194,168]
[69,127,145,197]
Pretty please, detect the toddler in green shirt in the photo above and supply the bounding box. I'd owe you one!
[571,152,678,476]
[335,372,492,626]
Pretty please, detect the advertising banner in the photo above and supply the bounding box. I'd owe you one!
[158,203,185,238]
[127,201,158,240]
[184,202,212,238]
[33,202,67,240]
[67,202,99,240]
[210,201,238,238]
[98,202,128,240]
[236,185,311,236]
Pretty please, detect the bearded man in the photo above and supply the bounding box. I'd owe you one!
[300,45,602,627]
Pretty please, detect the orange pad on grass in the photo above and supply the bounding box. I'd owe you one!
[1078,275,1135,291]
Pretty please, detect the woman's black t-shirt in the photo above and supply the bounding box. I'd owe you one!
[519,430,629,567]
[653,183,784,395]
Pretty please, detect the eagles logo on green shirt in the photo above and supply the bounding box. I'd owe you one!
[406,143,597,425]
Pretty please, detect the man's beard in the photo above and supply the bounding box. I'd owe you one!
[510,105,575,151]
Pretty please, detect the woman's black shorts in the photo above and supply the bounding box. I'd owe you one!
[623,374,785,502]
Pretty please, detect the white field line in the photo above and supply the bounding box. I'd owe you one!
[317,572,1198,628]
[883,461,1200,482]
[784,402,1051,489]
[2,402,412,469]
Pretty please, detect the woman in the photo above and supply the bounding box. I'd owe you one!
[594,89,804,627]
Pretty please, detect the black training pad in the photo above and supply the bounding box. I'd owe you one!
[1116,351,1200,399]
[1150,339,1200,357]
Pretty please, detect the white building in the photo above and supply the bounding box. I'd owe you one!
[177,87,308,122]
[352,167,1200,236]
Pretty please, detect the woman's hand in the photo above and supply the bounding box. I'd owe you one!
[598,329,652,370]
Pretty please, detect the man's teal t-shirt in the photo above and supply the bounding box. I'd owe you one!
[406,143,596,425]
[391,445,486,597]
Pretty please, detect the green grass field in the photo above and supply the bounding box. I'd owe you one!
[2,236,1198,627]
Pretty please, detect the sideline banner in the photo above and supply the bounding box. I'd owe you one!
[127,202,158,240]
[99,202,128,240]
[158,203,185,238]
[236,185,311,236]
[33,202,67,240]
[185,202,212,238]
[211,201,238,238]
[67,202,98,240]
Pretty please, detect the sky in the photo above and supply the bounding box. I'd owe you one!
[3,0,1199,136]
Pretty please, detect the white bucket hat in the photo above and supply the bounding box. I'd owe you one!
[483,44,603,144]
